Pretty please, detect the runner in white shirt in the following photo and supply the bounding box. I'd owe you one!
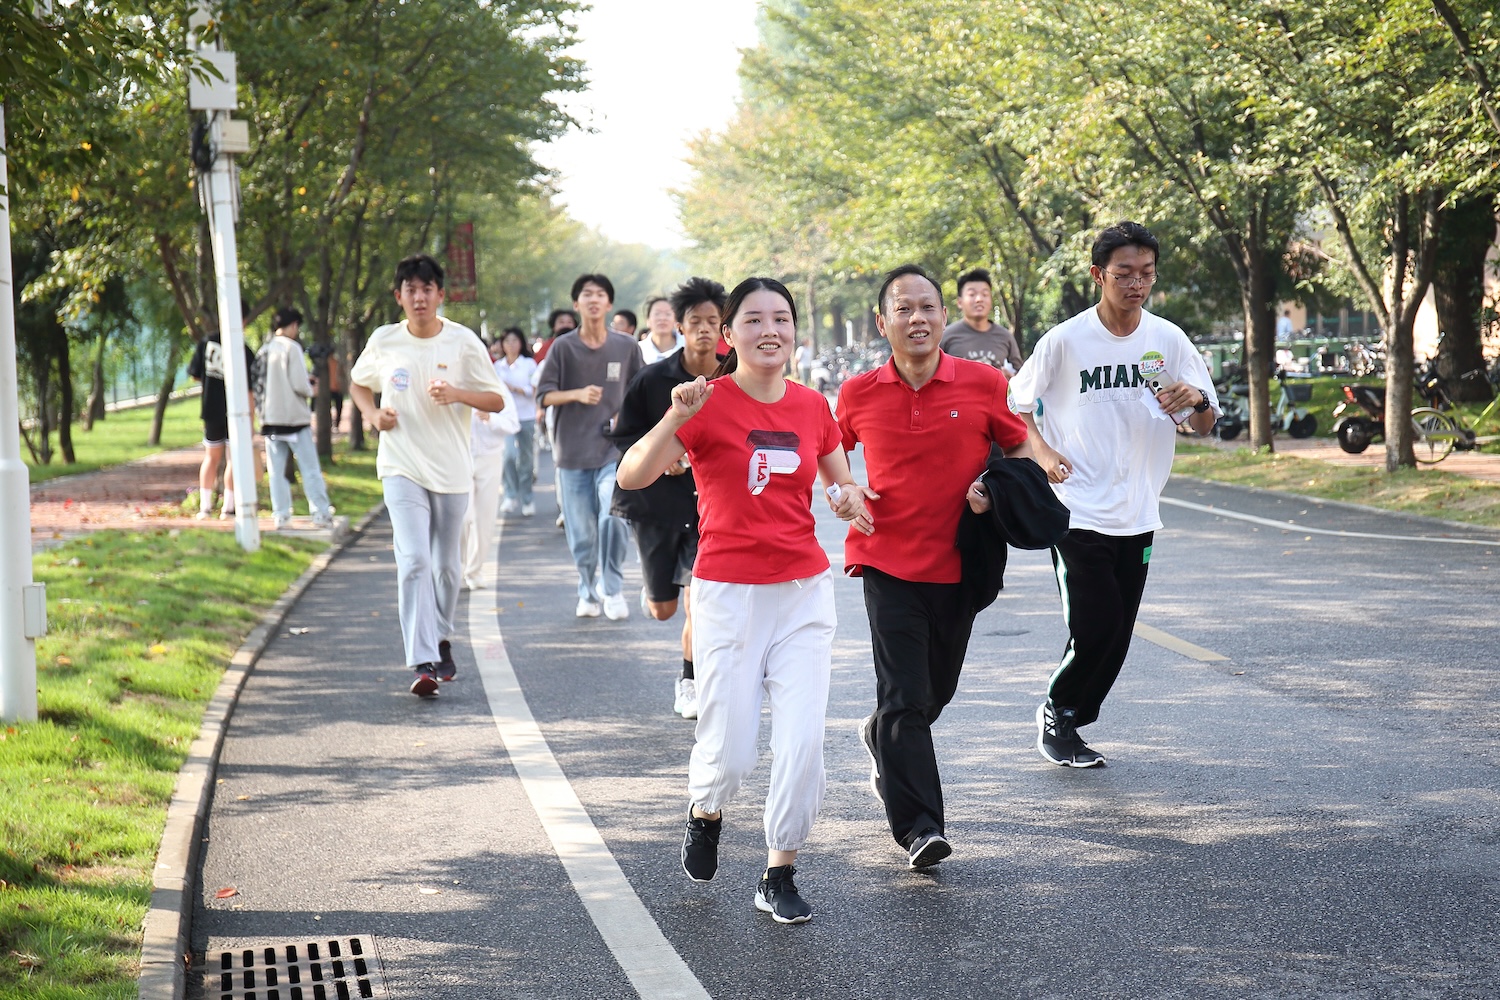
[1008,221,1219,768]
[350,254,507,698]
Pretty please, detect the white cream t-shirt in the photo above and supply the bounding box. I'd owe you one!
[1008,306,1219,535]
[350,319,505,494]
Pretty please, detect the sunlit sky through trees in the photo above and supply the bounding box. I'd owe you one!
[534,0,761,250]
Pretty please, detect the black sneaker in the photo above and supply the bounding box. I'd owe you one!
[755,865,812,924]
[436,640,457,682]
[1036,701,1105,767]
[859,713,883,804]
[410,665,439,698]
[681,809,722,883]
[907,828,951,870]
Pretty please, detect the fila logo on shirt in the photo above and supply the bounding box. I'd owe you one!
[746,429,800,495]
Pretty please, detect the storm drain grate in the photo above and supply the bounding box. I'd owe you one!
[204,935,389,1000]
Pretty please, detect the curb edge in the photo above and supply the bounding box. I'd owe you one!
[136,502,386,1000]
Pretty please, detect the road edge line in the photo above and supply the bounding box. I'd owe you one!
[137,503,386,1000]
[468,526,712,1000]
[1132,621,1229,662]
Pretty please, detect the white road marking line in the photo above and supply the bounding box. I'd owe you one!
[1161,496,1500,547]
[468,527,712,1000]
[1132,622,1229,662]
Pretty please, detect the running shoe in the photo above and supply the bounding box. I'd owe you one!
[436,639,457,682]
[755,865,812,924]
[1036,700,1106,767]
[602,592,629,621]
[907,829,951,870]
[681,809,722,882]
[859,713,883,804]
[409,665,439,698]
[674,677,699,720]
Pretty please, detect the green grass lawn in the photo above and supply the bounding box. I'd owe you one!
[1173,442,1500,528]
[1,442,382,999]
[22,399,204,483]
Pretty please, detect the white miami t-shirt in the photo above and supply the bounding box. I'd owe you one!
[1008,306,1219,535]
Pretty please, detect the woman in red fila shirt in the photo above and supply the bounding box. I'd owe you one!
[617,277,872,925]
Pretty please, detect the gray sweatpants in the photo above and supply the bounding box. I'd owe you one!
[384,475,468,668]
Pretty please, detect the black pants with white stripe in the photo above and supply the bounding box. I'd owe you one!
[863,567,976,848]
[1048,529,1154,727]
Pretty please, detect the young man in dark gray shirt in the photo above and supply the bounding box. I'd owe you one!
[536,273,645,620]
[941,267,1023,374]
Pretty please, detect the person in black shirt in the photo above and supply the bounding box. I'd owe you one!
[608,277,726,719]
[186,332,257,519]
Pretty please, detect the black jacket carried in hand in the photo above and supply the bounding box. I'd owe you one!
[957,455,1071,615]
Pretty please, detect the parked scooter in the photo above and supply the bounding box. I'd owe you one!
[1332,358,1457,454]
[1273,367,1318,438]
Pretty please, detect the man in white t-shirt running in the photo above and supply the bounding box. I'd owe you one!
[350,254,507,698]
[1008,221,1219,767]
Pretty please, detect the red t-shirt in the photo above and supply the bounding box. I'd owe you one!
[675,377,841,584]
[836,354,1028,583]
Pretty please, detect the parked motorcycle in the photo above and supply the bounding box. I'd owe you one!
[1331,358,1443,454]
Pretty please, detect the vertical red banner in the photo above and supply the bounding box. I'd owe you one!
[446,222,477,303]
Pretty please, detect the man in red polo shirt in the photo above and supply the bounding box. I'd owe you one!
[836,264,1032,870]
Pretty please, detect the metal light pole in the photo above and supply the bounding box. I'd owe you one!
[0,6,54,723]
[190,6,258,550]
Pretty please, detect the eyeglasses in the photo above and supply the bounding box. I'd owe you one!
[1103,271,1158,288]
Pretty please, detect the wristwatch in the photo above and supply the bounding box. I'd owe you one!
[1192,389,1211,413]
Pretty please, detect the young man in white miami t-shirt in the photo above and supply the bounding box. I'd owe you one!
[1008,221,1219,767]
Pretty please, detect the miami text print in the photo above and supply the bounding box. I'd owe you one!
[747,430,800,495]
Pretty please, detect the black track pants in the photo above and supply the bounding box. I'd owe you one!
[862,567,976,847]
[1047,529,1154,727]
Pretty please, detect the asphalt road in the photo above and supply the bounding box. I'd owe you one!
[192,459,1500,1000]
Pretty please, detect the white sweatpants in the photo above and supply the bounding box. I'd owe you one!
[384,475,468,667]
[688,571,836,852]
[463,447,505,583]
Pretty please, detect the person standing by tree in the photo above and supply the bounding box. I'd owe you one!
[836,265,1031,870]
[349,254,507,697]
[617,277,871,926]
[608,277,727,721]
[942,268,1023,375]
[639,295,684,365]
[187,330,256,520]
[257,307,335,530]
[795,337,814,386]
[536,274,645,620]
[1008,222,1218,766]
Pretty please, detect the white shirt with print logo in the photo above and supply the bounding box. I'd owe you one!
[350,318,505,493]
[1008,306,1219,535]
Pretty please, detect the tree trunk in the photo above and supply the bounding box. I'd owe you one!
[35,363,52,465]
[346,321,367,452]
[148,334,183,447]
[1432,193,1496,402]
[1242,249,1278,451]
[1385,312,1416,470]
[83,328,108,429]
[830,302,845,348]
[57,334,76,464]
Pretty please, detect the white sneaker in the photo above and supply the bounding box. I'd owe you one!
[499,498,518,514]
[575,598,602,618]
[674,677,699,719]
[521,502,536,517]
[602,592,629,621]
[556,512,566,529]
[273,515,291,530]
[311,514,333,530]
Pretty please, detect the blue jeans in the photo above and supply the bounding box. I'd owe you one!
[503,419,535,506]
[557,462,627,603]
[264,426,332,520]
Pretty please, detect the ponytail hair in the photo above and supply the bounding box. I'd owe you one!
[714,276,798,379]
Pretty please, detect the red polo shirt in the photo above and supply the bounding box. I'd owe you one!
[835,354,1027,583]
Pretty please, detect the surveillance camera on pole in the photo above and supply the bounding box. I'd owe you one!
[189,2,259,551]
